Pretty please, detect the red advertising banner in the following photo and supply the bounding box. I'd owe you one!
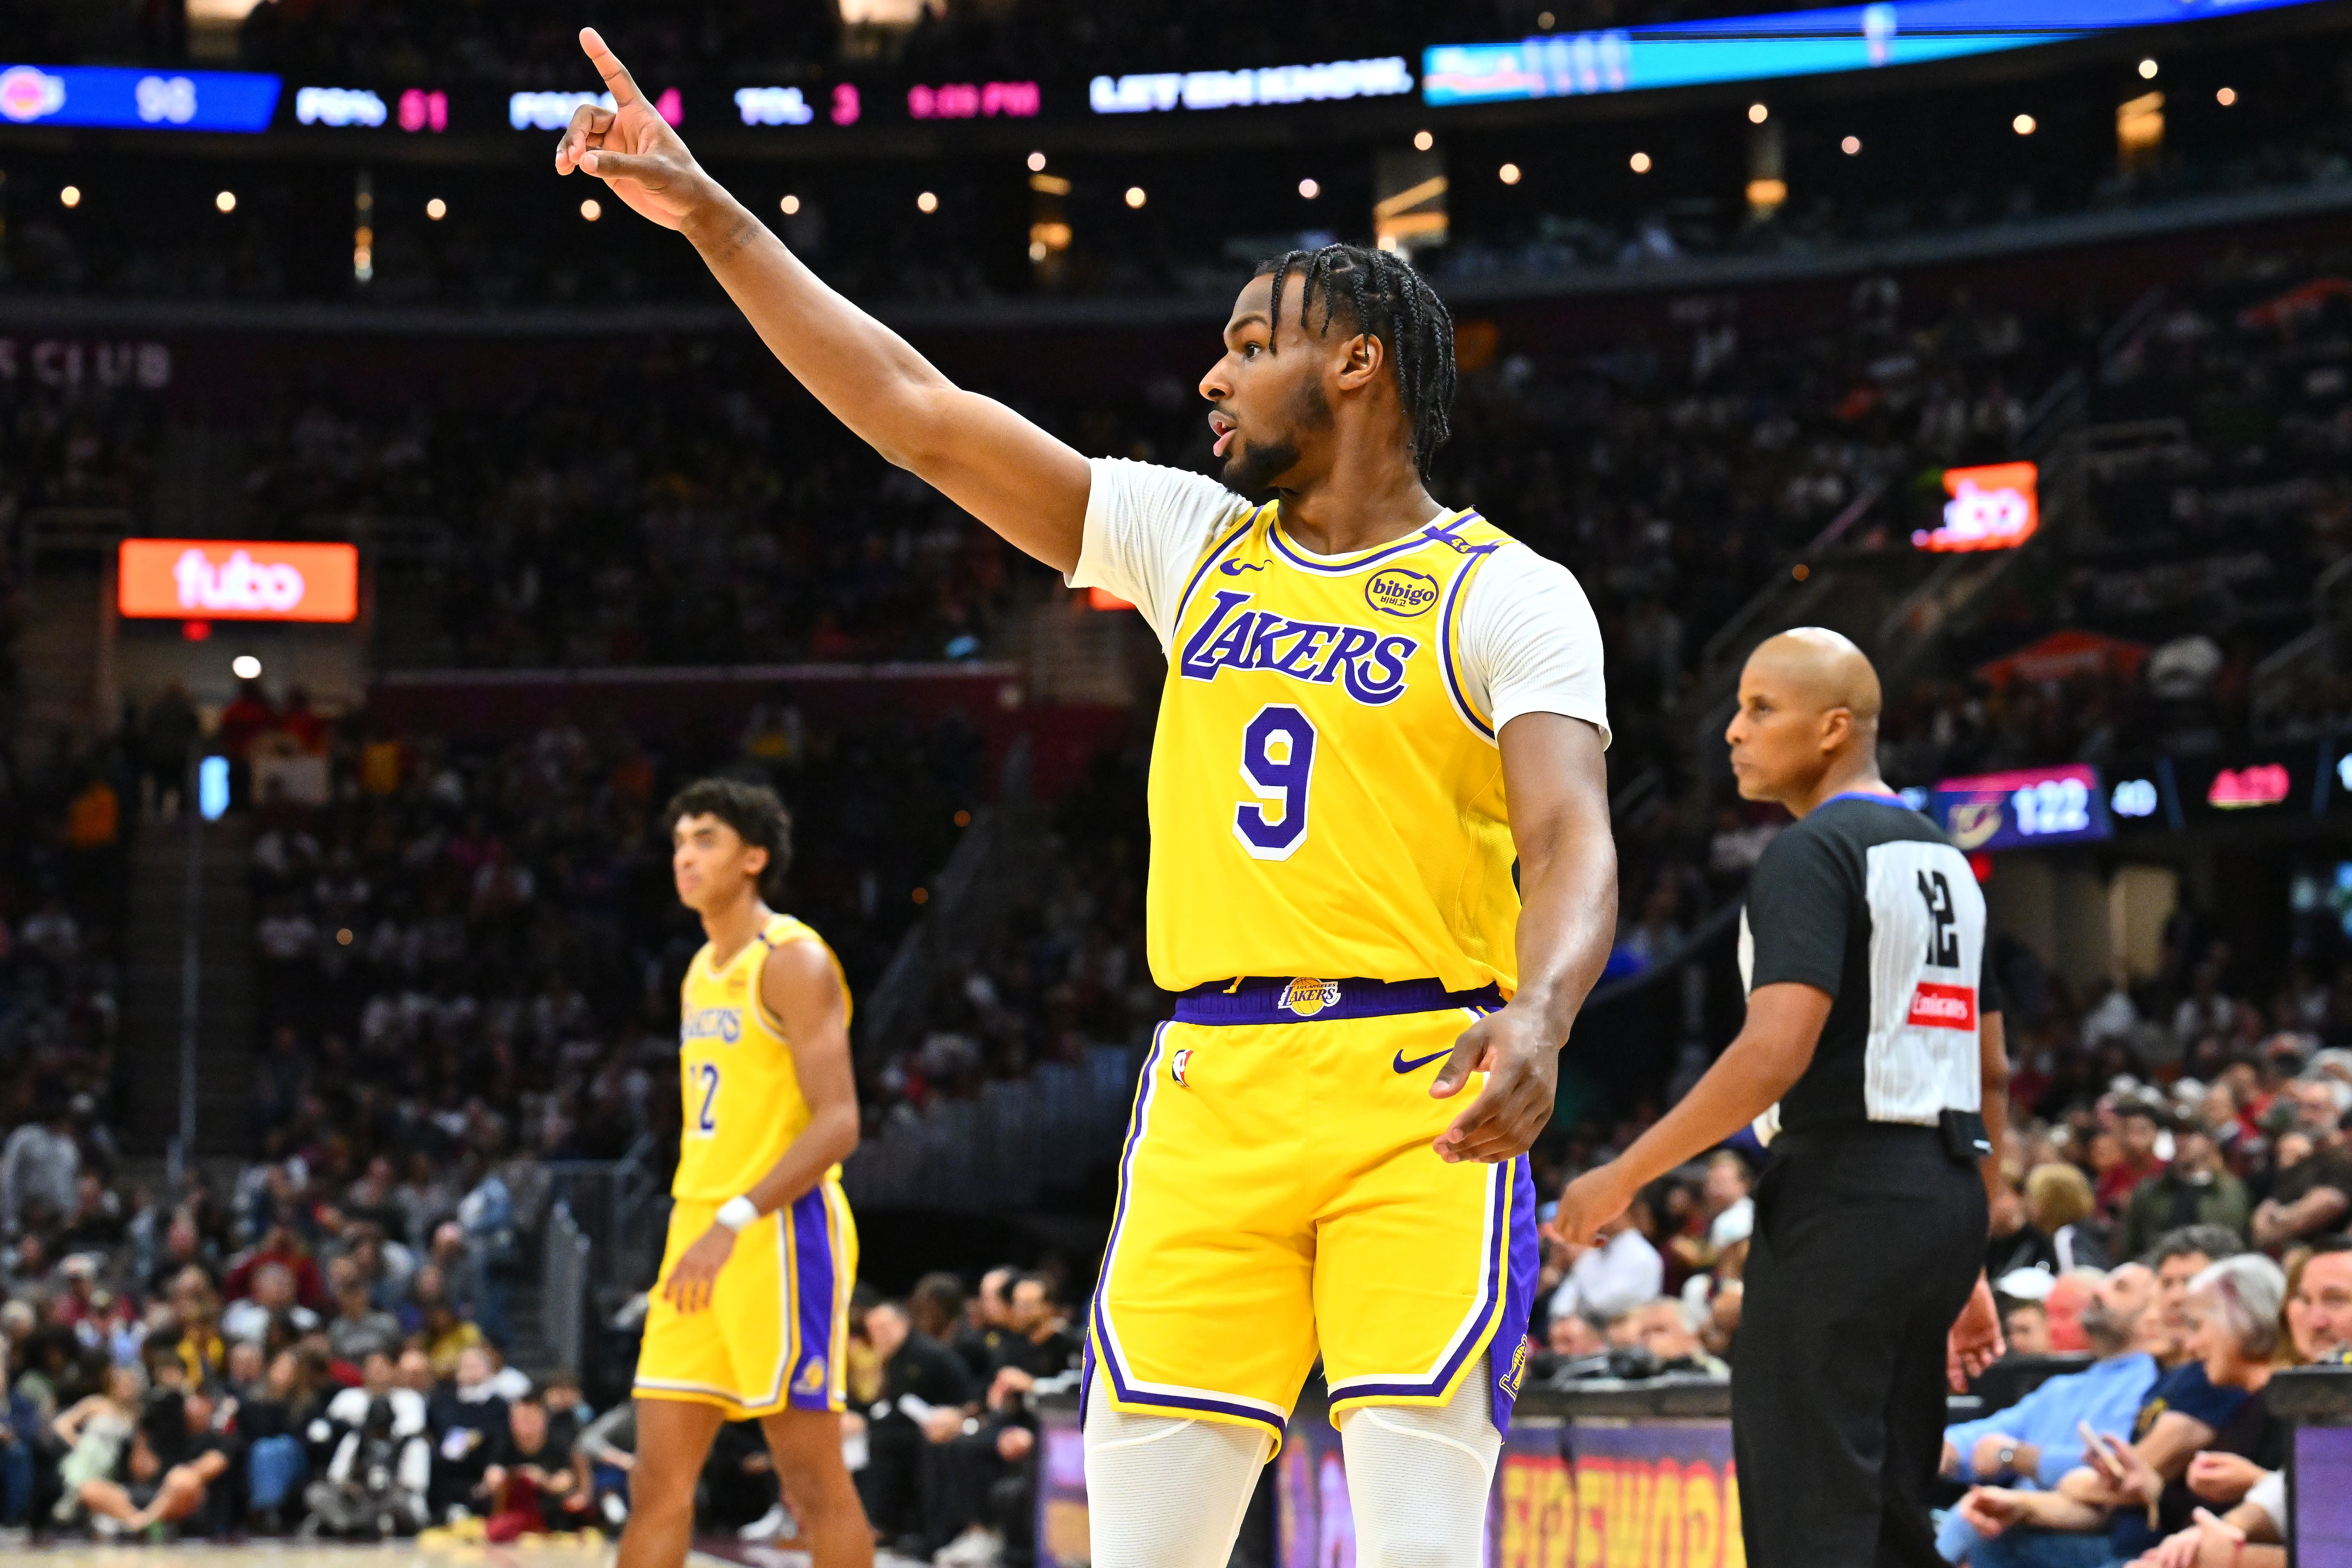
[118,538,358,622]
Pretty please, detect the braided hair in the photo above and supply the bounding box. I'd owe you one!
[1255,244,1457,482]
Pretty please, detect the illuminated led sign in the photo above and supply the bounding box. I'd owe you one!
[1931,763,2112,852]
[1422,0,2332,106]
[2208,763,2291,811]
[1915,461,2038,553]
[118,540,358,623]
[1091,57,1412,114]
[2111,777,2159,818]
[735,86,813,125]
[295,86,385,127]
[510,87,681,131]
[0,64,280,131]
[396,88,447,132]
[908,81,1039,119]
[733,83,860,126]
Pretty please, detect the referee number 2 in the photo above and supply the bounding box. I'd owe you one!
[1234,704,1318,860]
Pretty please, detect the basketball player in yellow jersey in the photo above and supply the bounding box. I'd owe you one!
[622,779,870,1568]
[559,35,1617,1565]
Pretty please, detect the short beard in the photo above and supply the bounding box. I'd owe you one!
[1217,378,1330,501]
[1218,434,1302,501]
[2079,1300,2133,1356]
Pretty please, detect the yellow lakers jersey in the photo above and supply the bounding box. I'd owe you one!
[673,912,850,1202]
[1147,505,1521,994]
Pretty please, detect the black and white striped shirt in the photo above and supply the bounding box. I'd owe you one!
[1738,794,1988,1137]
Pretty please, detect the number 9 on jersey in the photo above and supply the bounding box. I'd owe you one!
[1234,704,1318,861]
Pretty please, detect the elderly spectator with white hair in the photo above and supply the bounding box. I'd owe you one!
[1935,1263,2164,1562]
[1958,1253,2291,1567]
[2124,1236,2352,1568]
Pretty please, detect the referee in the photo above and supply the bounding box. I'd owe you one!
[1555,627,2006,1566]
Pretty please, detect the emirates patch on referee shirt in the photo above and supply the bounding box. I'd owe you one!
[1907,981,1978,1030]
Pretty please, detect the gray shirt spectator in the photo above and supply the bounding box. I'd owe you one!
[0,1114,79,1232]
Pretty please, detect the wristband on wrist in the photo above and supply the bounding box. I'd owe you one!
[715,1195,760,1232]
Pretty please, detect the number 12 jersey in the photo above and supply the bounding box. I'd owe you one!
[673,912,849,1202]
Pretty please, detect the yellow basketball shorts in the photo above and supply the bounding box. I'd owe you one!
[1084,977,1540,1453]
[635,1180,856,1419]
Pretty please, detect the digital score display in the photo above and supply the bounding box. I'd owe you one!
[907,81,1039,119]
[1931,763,2113,853]
[509,87,682,131]
[1421,0,2333,106]
[0,64,281,131]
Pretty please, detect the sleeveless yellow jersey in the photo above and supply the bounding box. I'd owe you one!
[673,912,850,1202]
[1147,505,1520,994]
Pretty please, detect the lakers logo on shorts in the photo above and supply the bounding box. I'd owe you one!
[1280,979,1343,1017]
[1501,1337,1530,1398]
[796,1358,828,1395]
[1171,1048,1193,1086]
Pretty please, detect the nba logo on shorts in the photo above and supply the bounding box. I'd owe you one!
[1170,1048,1192,1086]
[1280,978,1343,1017]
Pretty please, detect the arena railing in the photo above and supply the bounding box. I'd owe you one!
[540,1198,591,1381]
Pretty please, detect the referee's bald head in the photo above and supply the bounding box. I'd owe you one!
[1750,627,1882,726]
[1726,627,1885,807]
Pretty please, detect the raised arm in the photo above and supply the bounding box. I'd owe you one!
[554,30,1091,572]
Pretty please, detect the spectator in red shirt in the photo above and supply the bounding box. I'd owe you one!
[216,681,279,761]
[2097,1099,2168,1218]
[222,1222,329,1314]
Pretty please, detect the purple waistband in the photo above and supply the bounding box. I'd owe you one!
[1172,976,1506,1026]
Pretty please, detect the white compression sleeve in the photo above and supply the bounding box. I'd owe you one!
[1084,1370,1272,1568]
[1335,1355,1502,1568]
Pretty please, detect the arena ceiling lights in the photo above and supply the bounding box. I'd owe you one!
[1422,0,2335,106]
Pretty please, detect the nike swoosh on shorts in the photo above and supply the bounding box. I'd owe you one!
[1391,1048,1451,1074]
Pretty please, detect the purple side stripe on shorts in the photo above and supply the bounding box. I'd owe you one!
[787,1186,836,1410]
[1492,1155,1541,1435]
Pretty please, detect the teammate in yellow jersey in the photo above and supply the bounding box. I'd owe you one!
[558,32,1618,1566]
[622,779,870,1568]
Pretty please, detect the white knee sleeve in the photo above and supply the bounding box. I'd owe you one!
[1335,1356,1501,1568]
[1084,1370,1272,1568]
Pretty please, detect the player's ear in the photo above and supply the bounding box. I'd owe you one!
[1337,330,1383,390]
[742,843,770,884]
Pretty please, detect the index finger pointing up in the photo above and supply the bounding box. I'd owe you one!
[578,27,644,109]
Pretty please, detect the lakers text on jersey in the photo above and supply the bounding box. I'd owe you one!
[1145,506,1523,995]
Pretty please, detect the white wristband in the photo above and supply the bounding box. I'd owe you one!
[715,1196,760,1233]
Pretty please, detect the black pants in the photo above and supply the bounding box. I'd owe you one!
[857,1423,925,1542]
[1732,1123,1986,1568]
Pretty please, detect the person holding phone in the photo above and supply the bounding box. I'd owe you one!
[1957,1254,2288,1567]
